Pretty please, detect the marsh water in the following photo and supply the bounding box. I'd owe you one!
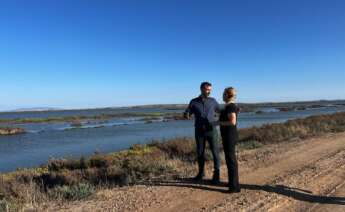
[1,106,345,173]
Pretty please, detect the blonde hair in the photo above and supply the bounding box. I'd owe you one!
[224,87,236,103]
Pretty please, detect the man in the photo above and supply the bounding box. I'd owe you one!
[184,82,221,184]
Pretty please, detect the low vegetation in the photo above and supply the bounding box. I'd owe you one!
[239,112,345,144]
[0,112,183,125]
[0,127,25,136]
[1,112,345,210]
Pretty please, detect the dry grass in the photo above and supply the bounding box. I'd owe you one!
[239,112,345,144]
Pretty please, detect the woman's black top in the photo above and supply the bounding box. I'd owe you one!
[219,103,239,141]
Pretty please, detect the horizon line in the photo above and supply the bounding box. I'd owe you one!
[1,98,345,113]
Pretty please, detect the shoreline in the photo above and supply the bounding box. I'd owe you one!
[1,103,345,126]
[1,111,345,174]
[1,99,345,114]
[1,112,345,210]
[0,112,184,125]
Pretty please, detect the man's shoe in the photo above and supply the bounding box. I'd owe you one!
[193,173,204,182]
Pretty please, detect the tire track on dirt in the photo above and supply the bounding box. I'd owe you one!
[252,149,345,211]
[147,133,345,212]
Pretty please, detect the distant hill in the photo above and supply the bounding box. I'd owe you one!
[2,99,345,114]
[11,107,62,112]
[120,99,345,113]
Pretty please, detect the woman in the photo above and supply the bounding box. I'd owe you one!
[218,87,241,193]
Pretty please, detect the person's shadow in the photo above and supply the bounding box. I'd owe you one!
[141,177,345,205]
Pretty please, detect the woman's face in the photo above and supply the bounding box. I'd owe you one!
[222,91,228,102]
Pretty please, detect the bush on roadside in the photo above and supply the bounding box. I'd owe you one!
[48,183,94,201]
[238,112,345,144]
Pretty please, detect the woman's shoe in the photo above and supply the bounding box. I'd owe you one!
[211,172,220,184]
[228,187,241,193]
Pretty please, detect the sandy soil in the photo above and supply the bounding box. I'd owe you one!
[38,132,345,212]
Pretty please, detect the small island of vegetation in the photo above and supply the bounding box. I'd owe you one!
[0,127,26,136]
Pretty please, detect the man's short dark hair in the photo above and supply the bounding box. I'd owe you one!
[200,82,212,89]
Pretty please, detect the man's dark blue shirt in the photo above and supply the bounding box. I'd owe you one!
[185,95,220,128]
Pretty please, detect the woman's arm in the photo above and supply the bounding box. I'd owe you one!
[228,112,237,126]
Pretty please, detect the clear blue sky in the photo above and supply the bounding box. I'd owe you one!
[1,0,344,110]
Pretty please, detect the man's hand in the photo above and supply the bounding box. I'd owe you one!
[211,121,220,126]
[183,112,190,120]
[237,107,241,113]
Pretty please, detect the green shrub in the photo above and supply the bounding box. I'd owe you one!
[0,199,16,212]
[238,140,263,150]
[51,183,94,201]
[0,199,8,212]
[48,158,84,171]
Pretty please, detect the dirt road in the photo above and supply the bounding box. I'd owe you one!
[42,132,345,212]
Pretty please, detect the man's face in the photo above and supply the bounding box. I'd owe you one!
[201,85,212,97]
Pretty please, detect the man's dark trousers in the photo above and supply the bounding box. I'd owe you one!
[195,126,220,176]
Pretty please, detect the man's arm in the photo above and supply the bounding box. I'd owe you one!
[183,100,193,119]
